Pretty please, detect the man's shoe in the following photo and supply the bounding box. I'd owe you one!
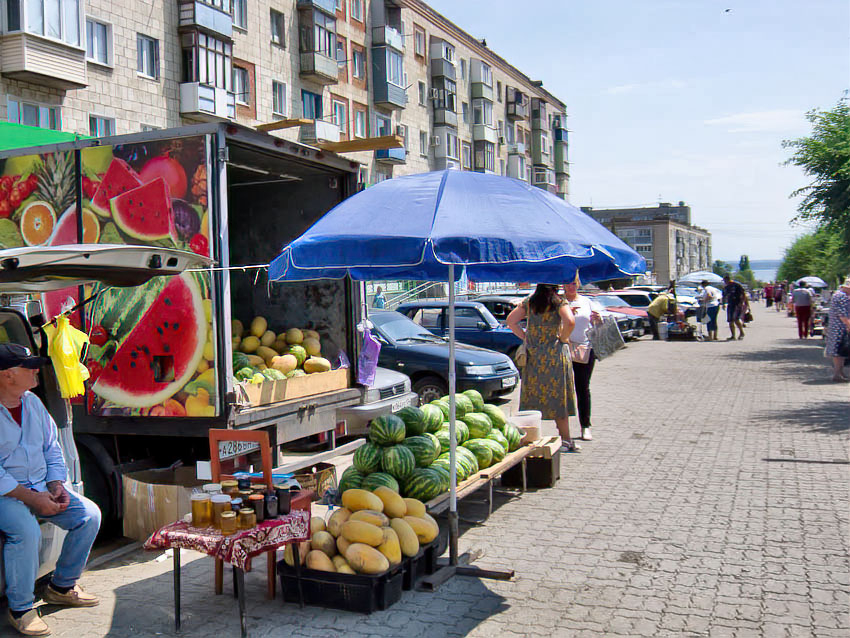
[581,427,592,441]
[7,610,50,636]
[43,584,99,608]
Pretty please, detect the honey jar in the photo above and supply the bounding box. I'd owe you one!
[238,508,256,530]
[247,494,265,523]
[202,483,222,495]
[220,511,238,536]
[220,480,239,495]
[230,497,243,513]
[237,478,251,491]
[211,494,231,529]
[190,492,211,527]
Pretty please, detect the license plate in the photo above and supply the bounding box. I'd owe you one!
[501,376,517,388]
[391,396,413,412]
[218,440,260,461]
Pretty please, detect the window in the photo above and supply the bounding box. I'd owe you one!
[499,159,505,176]
[413,25,426,57]
[11,0,81,46]
[474,141,495,172]
[454,307,485,328]
[497,120,504,138]
[354,107,366,137]
[446,130,459,160]
[352,47,365,78]
[418,81,426,106]
[472,98,493,126]
[496,80,502,101]
[233,0,247,29]
[233,66,249,104]
[479,62,492,86]
[399,124,408,149]
[299,9,335,57]
[181,31,232,90]
[85,18,111,65]
[336,38,346,64]
[461,102,469,124]
[272,81,287,115]
[350,0,362,21]
[635,245,653,254]
[332,99,347,132]
[411,308,441,329]
[140,124,160,131]
[432,77,456,112]
[137,34,159,79]
[638,229,652,237]
[461,142,472,169]
[459,58,466,80]
[89,115,114,137]
[301,90,322,119]
[540,132,549,154]
[374,114,391,136]
[419,130,427,156]
[505,122,515,145]
[7,98,60,130]
[270,9,284,46]
[386,49,403,87]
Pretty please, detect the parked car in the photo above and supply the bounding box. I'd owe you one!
[586,298,644,340]
[368,310,519,404]
[395,300,523,360]
[338,367,418,437]
[622,286,698,317]
[472,295,523,323]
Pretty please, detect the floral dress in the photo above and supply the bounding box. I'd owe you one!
[519,300,577,419]
[826,290,850,356]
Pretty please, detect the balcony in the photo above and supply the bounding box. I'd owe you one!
[433,104,457,127]
[300,52,339,85]
[508,142,526,155]
[506,88,529,121]
[373,48,406,109]
[507,154,526,180]
[470,82,494,101]
[372,25,404,51]
[180,83,235,120]
[554,125,568,142]
[473,124,498,144]
[531,99,547,130]
[531,132,549,165]
[532,167,556,193]
[299,120,340,145]
[0,33,87,89]
[554,142,568,175]
[430,57,456,80]
[297,0,336,11]
[375,147,407,165]
[178,0,233,39]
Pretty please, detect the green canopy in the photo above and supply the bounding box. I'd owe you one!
[0,122,87,152]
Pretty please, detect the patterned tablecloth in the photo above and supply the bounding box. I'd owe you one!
[144,509,310,569]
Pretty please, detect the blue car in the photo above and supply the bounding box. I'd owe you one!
[395,300,523,359]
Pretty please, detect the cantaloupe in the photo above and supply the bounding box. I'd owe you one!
[245,354,265,368]
[306,549,336,572]
[337,535,351,555]
[331,555,355,574]
[377,526,402,566]
[302,337,321,357]
[311,531,336,558]
[303,357,332,374]
[374,486,407,519]
[285,328,303,344]
[310,516,326,534]
[345,543,390,575]
[260,330,277,348]
[341,489,384,513]
[341,520,384,547]
[231,319,244,337]
[349,510,390,528]
[403,515,439,544]
[402,498,426,518]
[256,346,279,365]
[326,507,351,537]
[240,336,260,353]
[303,329,320,341]
[282,540,311,566]
[250,317,268,338]
[271,354,298,375]
[390,518,419,557]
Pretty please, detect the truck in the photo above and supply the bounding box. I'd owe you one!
[0,123,402,524]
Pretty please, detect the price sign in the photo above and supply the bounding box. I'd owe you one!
[218,439,260,461]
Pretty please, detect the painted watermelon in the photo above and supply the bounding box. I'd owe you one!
[110,177,176,241]
[381,444,416,481]
[353,441,382,473]
[479,438,506,463]
[503,423,522,452]
[396,406,427,436]
[420,405,443,433]
[462,413,493,439]
[369,414,406,446]
[91,273,206,408]
[338,466,365,493]
[487,429,509,452]
[482,404,507,430]
[91,158,142,216]
[463,439,494,469]
[454,394,473,418]
[403,468,444,502]
[360,472,400,493]
[462,389,484,411]
[403,435,440,468]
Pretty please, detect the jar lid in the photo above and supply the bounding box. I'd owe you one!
[221,480,238,487]
[211,494,231,503]
[248,494,264,501]
[230,498,243,506]
[202,483,221,493]
[239,509,255,519]
[221,511,237,519]
[191,492,210,501]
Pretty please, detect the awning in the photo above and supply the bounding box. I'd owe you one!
[0,122,88,152]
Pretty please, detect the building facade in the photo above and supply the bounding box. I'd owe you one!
[581,203,712,284]
[0,0,569,195]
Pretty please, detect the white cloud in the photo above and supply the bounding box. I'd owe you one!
[603,79,687,95]
[703,109,806,133]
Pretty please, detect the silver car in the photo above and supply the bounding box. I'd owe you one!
[338,367,418,436]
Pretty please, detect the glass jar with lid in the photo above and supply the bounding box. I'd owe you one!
[191,492,211,527]
[221,480,239,495]
[211,494,232,529]
[220,511,238,536]
[202,483,222,495]
[238,509,256,530]
[247,494,265,523]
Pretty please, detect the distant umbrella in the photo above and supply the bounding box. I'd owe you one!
[796,276,827,288]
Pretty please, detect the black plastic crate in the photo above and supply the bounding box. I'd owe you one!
[423,537,441,575]
[500,451,560,489]
[278,561,403,614]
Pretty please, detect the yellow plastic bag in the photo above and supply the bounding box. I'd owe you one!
[46,315,90,398]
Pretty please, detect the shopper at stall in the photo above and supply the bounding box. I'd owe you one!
[563,278,601,441]
[0,344,101,637]
[372,286,386,309]
[646,291,674,340]
[825,278,850,382]
[697,280,723,341]
[722,275,748,340]
[506,284,578,451]
[791,282,815,339]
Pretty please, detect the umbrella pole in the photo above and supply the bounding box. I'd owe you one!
[447,264,459,566]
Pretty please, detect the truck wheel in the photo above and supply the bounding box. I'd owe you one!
[413,376,447,404]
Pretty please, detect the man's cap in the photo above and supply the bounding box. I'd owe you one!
[0,343,49,370]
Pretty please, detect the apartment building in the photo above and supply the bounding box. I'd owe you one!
[581,203,712,284]
[0,0,569,195]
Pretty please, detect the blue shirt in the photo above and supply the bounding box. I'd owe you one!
[373,293,386,309]
[0,391,67,495]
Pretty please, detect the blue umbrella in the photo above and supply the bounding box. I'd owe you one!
[269,170,645,566]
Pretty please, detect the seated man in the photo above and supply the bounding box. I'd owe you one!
[0,344,101,637]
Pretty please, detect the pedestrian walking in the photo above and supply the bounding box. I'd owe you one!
[0,344,101,637]
[372,286,386,309]
[722,274,749,340]
[646,291,674,340]
[825,278,850,382]
[506,284,579,451]
[774,281,785,311]
[563,279,601,441]
[764,282,774,308]
[697,280,723,341]
[791,282,815,339]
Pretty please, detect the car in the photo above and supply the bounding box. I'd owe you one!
[586,298,643,340]
[608,289,654,309]
[368,310,519,404]
[622,286,699,317]
[395,300,523,360]
[338,366,418,436]
[472,295,523,323]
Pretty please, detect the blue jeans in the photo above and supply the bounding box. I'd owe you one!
[706,305,720,332]
[0,489,101,611]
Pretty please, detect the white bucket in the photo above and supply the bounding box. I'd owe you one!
[658,322,669,340]
[512,410,542,444]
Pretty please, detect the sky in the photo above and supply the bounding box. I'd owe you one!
[425,0,849,260]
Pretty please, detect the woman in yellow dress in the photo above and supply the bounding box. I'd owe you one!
[506,284,579,451]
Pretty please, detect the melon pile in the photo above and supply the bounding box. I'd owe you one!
[231,316,331,384]
[284,488,438,575]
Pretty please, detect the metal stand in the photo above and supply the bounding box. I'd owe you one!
[173,549,181,632]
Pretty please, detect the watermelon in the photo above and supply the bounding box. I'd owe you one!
[403,435,440,468]
[431,399,450,420]
[463,439,494,469]
[503,423,522,451]
[403,468,444,502]
[438,421,469,444]
[369,414,406,446]
[482,404,507,430]
[110,177,176,241]
[396,406,427,436]
[434,428,450,455]
[91,158,142,216]
[338,466,365,493]
[462,413,493,439]
[423,432,441,454]
[479,438,506,463]
[487,429,509,451]
[353,441,382,473]
[360,472,400,493]
[462,389,484,411]
[91,273,206,408]
[420,404,443,433]
[454,394,473,418]
[456,447,480,474]
[232,352,250,371]
[380,444,416,480]
[428,464,450,493]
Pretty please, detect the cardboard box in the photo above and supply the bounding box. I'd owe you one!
[122,467,205,542]
[236,369,349,407]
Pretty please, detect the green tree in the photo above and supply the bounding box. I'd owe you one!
[783,101,850,243]
[738,255,750,271]
[777,226,850,286]
[712,260,729,276]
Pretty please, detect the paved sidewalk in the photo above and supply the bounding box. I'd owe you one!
[2,305,848,637]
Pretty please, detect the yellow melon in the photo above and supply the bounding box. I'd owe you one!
[344,543,389,575]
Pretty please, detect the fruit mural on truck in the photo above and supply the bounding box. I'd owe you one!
[0,136,218,417]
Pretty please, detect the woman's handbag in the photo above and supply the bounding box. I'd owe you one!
[588,316,625,360]
[837,331,850,358]
[515,342,527,367]
[744,310,754,323]
[569,342,591,364]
